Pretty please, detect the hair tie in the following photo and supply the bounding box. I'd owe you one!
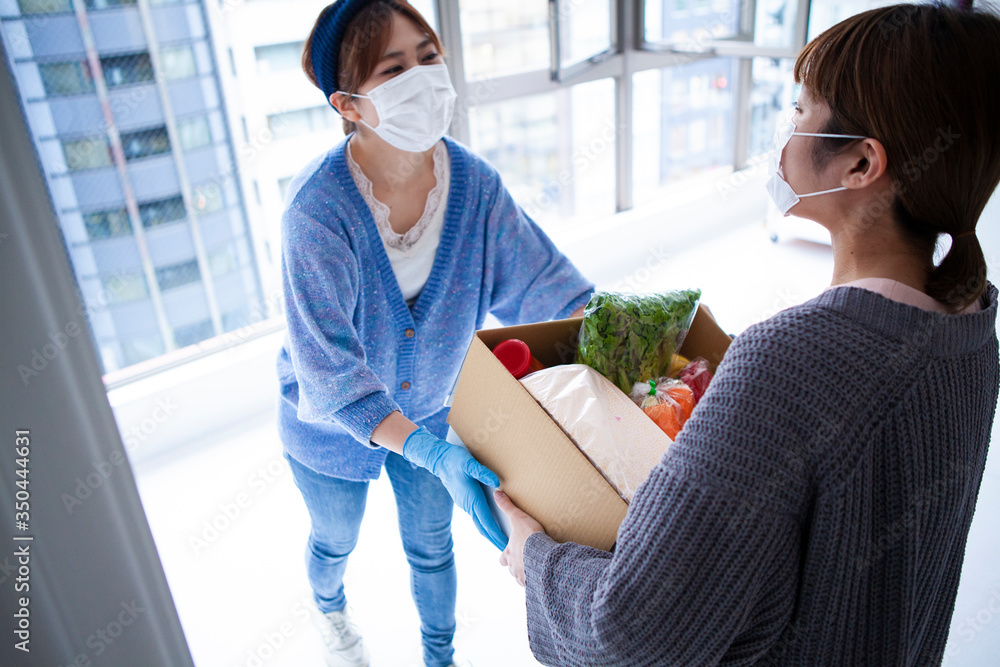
[953,230,977,239]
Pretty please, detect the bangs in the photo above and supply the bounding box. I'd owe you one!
[793,7,896,121]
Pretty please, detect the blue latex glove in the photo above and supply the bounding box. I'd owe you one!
[402,427,508,550]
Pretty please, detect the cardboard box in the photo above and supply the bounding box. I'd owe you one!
[447,305,733,551]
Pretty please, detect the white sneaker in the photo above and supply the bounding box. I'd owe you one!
[312,609,369,667]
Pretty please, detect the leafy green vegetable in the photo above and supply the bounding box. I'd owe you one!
[577,289,701,393]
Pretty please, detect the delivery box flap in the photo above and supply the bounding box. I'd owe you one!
[447,304,731,551]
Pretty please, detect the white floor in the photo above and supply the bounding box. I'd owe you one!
[132,220,1000,666]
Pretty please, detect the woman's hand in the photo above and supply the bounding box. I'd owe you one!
[401,427,508,550]
[494,490,545,586]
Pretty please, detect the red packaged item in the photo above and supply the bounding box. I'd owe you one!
[679,357,713,405]
[492,339,546,379]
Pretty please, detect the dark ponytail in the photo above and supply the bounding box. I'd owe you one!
[928,233,988,309]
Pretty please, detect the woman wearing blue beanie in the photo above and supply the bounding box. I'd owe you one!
[276,1,593,665]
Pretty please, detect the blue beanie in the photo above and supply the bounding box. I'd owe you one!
[310,0,380,107]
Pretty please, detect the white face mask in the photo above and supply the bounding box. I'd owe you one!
[765,110,867,216]
[339,63,457,153]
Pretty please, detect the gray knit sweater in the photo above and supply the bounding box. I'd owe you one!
[524,284,999,666]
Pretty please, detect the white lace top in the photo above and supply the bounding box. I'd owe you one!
[346,140,450,305]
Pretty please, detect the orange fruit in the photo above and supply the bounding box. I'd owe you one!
[664,383,695,420]
[644,402,684,440]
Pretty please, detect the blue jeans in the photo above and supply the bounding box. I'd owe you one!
[287,452,457,667]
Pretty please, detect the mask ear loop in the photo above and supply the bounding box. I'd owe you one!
[333,91,377,134]
[790,131,867,139]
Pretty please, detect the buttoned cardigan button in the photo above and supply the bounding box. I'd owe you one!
[400,381,411,390]
[404,328,415,338]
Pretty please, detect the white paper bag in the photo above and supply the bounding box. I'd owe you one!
[520,364,673,502]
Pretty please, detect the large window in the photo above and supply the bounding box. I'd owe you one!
[448,0,808,228]
[0,0,894,380]
[3,0,262,377]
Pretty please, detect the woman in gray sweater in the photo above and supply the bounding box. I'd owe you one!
[495,4,1000,665]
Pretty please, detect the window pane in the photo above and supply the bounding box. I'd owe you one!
[176,116,212,151]
[161,46,197,80]
[559,0,612,67]
[754,0,800,48]
[85,0,137,9]
[101,53,154,88]
[120,331,165,366]
[461,1,549,79]
[103,272,149,302]
[39,61,95,96]
[156,259,201,291]
[470,89,558,219]
[254,41,305,75]
[84,208,132,239]
[63,136,112,170]
[468,78,616,228]
[208,244,238,277]
[120,126,171,160]
[174,319,213,347]
[221,305,250,333]
[646,0,741,47]
[139,195,186,228]
[17,0,72,14]
[632,57,737,207]
[747,56,794,160]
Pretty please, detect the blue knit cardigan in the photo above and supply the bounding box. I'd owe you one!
[276,136,593,480]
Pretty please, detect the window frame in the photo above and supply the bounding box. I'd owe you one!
[436,0,810,214]
[550,0,619,83]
